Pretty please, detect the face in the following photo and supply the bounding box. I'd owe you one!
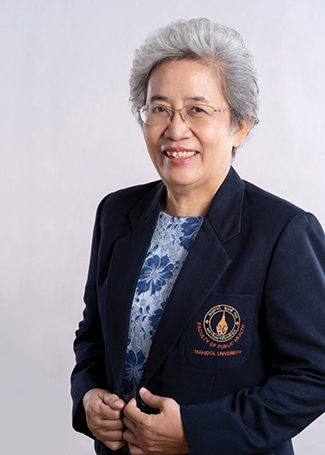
[143,59,250,197]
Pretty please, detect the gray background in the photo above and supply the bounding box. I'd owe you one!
[1,0,324,453]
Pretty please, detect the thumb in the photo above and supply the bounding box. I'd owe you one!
[139,387,163,410]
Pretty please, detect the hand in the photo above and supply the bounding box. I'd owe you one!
[123,388,189,454]
[83,388,126,451]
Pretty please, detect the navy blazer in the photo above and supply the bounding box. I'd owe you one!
[71,167,325,455]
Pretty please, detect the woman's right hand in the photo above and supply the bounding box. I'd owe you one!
[83,388,126,451]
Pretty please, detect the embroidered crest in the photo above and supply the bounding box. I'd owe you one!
[203,304,241,342]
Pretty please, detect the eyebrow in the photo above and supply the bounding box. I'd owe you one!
[184,96,209,103]
[148,95,170,104]
[148,95,210,104]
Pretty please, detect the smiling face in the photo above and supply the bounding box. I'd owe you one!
[143,59,250,204]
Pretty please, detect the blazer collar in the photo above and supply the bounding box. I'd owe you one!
[129,166,245,245]
[205,166,245,244]
[128,181,166,229]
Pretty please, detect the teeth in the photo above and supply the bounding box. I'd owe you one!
[165,151,197,158]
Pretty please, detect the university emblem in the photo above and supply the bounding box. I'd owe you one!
[203,304,241,342]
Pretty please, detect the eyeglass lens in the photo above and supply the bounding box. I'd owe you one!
[141,104,218,126]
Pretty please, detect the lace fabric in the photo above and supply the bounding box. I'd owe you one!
[122,211,203,402]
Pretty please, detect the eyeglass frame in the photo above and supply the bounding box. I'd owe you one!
[137,103,233,126]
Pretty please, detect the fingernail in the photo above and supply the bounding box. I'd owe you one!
[139,387,148,396]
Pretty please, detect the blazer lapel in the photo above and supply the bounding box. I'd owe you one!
[104,182,166,394]
[141,167,245,384]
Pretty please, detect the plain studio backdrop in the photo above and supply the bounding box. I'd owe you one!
[1,0,325,454]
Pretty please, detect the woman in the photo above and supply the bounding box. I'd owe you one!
[71,18,325,455]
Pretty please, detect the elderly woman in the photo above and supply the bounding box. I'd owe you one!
[71,18,325,455]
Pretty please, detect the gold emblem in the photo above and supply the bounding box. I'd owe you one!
[203,305,240,342]
[217,312,228,335]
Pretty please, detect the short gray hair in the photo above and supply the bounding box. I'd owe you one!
[129,18,259,153]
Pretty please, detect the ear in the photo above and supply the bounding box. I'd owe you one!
[232,120,252,148]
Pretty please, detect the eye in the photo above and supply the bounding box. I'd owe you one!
[187,105,209,115]
[151,105,170,115]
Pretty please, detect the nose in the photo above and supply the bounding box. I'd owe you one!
[163,109,192,141]
[170,108,186,122]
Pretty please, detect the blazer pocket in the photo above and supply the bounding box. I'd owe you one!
[185,294,257,369]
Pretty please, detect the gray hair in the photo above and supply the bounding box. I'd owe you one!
[129,18,259,154]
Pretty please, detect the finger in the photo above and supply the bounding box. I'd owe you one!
[99,418,125,431]
[86,412,124,434]
[102,429,125,441]
[123,428,139,445]
[128,443,146,455]
[139,387,163,411]
[90,425,125,443]
[99,401,124,420]
[123,416,137,434]
[88,418,123,433]
[124,397,142,421]
[103,392,126,410]
[103,439,127,451]
[85,398,123,422]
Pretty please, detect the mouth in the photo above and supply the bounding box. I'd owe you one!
[166,150,198,158]
[163,149,198,159]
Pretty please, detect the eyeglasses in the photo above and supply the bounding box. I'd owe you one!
[137,104,232,127]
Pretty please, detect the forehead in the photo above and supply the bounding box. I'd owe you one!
[146,59,224,105]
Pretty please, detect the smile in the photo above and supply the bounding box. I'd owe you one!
[165,151,198,158]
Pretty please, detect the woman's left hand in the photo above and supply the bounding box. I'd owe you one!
[123,388,189,454]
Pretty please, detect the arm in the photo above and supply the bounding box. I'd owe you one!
[181,212,325,454]
[71,198,111,437]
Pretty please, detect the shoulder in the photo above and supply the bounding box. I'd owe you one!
[93,180,164,238]
[241,178,324,243]
[97,180,163,216]
[243,179,300,215]
[90,180,163,243]
[242,179,304,224]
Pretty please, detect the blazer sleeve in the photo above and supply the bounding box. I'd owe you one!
[70,198,110,438]
[181,211,325,454]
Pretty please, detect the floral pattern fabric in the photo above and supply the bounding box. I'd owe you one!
[122,211,203,402]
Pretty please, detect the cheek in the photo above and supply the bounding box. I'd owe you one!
[142,123,165,146]
[144,137,160,166]
[143,125,161,145]
[143,131,155,155]
[199,129,224,149]
[206,124,234,147]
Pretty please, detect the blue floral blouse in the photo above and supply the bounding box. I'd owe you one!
[122,211,203,402]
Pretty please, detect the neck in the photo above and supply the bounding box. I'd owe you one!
[162,166,231,217]
[163,184,218,217]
